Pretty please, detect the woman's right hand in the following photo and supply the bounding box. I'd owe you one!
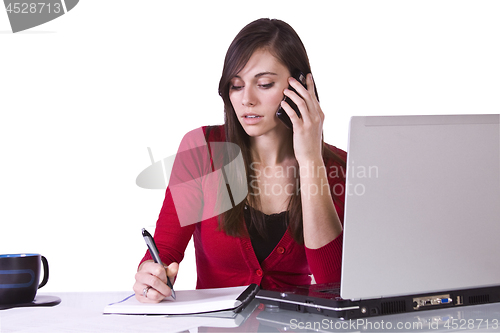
[133,261,179,303]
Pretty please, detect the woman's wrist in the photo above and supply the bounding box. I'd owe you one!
[297,157,326,179]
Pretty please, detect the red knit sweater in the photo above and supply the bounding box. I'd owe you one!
[140,125,346,290]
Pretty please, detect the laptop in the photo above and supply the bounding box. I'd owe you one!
[256,114,500,319]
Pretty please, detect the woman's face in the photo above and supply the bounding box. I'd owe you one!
[229,49,290,137]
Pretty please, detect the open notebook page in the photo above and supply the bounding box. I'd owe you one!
[104,285,253,315]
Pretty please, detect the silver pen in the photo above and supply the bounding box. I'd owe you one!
[142,228,176,300]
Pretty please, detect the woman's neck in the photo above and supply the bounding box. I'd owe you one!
[249,128,294,166]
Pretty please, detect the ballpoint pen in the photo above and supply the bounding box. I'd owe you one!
[141,228,176,300]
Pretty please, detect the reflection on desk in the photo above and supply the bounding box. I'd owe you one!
[0,292,499,332]
[257,302,500,332]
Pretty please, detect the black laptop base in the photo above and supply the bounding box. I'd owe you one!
[256,283,500,320]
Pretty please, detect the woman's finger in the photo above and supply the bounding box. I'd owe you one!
[280,98,302,128]
[165,262,179,284]
[133,283,167,303]
[133,262,176,302]
[305,73,317,101]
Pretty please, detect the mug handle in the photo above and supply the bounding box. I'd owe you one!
[38,256,49,289]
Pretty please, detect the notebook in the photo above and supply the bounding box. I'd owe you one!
[256,114,500,319]
[104,284,259,315]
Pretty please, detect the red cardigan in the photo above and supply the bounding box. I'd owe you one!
[140,125,346,290]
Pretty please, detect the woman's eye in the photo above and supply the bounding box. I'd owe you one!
[258,82,275,89]
[230,85,243,91]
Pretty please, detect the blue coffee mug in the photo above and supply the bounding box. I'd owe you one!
[0,254,49,305]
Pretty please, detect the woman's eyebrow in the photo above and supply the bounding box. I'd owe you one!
[254,71,278,78]
[233,71,278,79]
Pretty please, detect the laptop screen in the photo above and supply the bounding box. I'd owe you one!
[341,114,500,300]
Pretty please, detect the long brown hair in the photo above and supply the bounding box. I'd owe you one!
[217,18,344,244]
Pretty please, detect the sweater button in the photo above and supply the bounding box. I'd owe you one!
[256,269,263,276]
[277,246,285,254]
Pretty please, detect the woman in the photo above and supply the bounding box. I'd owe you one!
[133,18,346,303]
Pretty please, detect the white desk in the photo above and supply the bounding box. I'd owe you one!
[1,291,500,332]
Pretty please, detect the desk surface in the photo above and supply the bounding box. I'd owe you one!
[1,291,500,332]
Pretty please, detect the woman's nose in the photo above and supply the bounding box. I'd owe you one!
[242,87,256,106]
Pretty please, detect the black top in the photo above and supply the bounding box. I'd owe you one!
[244,205,288,263]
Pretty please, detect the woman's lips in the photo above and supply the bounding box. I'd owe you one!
[242,114,263,125]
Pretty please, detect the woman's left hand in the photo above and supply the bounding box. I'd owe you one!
[280,73,324,165]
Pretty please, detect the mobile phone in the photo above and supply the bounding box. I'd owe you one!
[276,70,307,129]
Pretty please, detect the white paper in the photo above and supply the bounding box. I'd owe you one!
[103,286,248,315]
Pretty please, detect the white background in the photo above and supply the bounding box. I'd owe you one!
[1,1,499,292]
